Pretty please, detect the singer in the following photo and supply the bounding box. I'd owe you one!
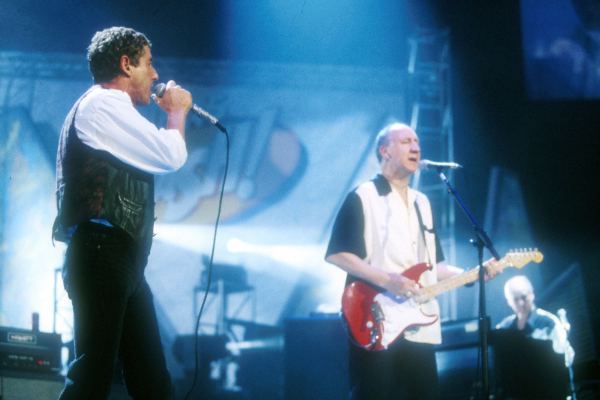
[325,122,500,400]
[52,27,192,399]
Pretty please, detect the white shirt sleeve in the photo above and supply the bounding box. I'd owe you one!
[74,86,187,175]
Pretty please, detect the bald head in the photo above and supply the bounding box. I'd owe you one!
[375,123,416,163]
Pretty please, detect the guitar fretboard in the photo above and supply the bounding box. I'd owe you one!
[416,258,512,302]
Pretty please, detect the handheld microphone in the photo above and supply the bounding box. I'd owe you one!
[153,83,227,133]
[419,159,462,170]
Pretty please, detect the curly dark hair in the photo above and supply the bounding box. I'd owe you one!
[87,27,151,83]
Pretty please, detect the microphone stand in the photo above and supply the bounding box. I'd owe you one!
[435,168,500,400]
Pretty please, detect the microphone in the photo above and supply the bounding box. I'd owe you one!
[419,159,462,170]
[153,83,227,133]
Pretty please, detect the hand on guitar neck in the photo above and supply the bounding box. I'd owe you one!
[483,257,502,280]
[483,257,504,282]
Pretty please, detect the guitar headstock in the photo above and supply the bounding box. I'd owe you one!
[503,248,544,269]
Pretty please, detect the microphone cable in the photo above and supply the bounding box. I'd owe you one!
[183,126,230,400]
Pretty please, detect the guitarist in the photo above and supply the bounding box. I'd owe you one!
[325,122,470,400]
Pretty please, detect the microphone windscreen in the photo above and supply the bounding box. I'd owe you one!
[153,82,166,98]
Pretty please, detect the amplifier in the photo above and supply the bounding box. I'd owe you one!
[0,326,62,373]
[437,317,490,350]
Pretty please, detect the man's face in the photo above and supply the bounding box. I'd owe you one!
[381,126,421,177]
[127,45,158,105]
[508,290,534,315]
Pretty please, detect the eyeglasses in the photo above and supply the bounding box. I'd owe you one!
[512,294,530,302]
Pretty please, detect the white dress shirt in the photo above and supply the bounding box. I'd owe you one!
[74,85,187,174]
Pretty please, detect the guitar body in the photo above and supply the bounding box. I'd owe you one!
[342,262,438,351]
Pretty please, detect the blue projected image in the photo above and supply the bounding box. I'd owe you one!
[521,0,600,99]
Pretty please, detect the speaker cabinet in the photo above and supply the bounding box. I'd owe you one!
[0,371,131,400]
[0,372,63,400]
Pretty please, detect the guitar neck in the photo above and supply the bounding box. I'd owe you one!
[419,267,481,301]
[414,250,542,303]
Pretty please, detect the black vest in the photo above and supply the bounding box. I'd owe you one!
[53,91,155,258]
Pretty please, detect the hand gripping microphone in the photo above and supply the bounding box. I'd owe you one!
[153,82,226,133]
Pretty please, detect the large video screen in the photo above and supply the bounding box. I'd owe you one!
[521,0,600,99]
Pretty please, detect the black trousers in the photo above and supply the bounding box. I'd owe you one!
[349,338,439,400]
[59,222,171,400]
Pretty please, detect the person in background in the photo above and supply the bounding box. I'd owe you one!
[496,275,574,364]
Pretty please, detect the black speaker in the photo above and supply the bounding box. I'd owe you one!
[435,318,492,399]
[491,329,569,399]
[0,372,63,400]
[284,315,349,400]
[0,370,133,400]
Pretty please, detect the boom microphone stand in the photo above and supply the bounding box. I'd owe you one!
[434,167,500,400]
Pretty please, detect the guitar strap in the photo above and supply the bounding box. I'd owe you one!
[414,200,434,267]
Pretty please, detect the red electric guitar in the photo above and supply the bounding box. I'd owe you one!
[341,249,544,350]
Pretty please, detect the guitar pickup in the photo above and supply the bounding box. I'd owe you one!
[371,302,384,322]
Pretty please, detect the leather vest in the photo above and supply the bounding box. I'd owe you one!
[53,93,155,258]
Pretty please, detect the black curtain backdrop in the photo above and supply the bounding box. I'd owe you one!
[438,0,600,353]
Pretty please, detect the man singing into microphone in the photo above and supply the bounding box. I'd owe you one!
[53,26,192,399]
[325,122,496,399]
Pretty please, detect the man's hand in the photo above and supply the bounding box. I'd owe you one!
[383,273,419,298]
[154,80,192,114]
[483,257,501,280]
[154,80,192,137]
